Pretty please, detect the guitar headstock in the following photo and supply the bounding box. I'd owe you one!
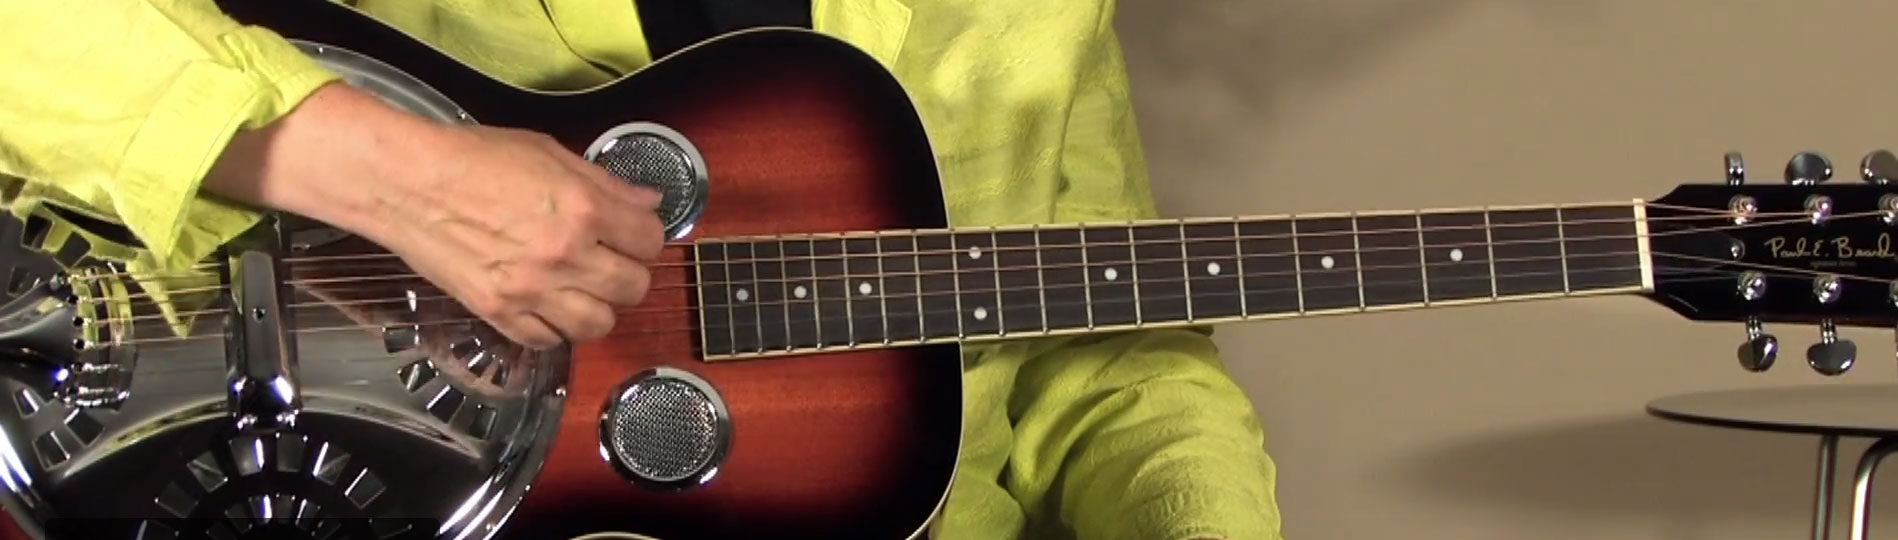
[1646,150,1898,376]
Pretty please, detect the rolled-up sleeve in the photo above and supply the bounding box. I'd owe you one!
[0,0,339,271]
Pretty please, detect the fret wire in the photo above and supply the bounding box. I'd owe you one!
[693,232,1659,292]
[696,247,1641,306]
[1556,207,1571,294]
[693,243,711,354]
[1179,220,1195,322]
[1351,213,1366,310]
[842,239,857,346]
[1414,211,1431,305]
[1232,216,1248,317]
[950,233,965,339]
[1128,222,1143,326]
[726,244,740,353]
[750,242,764,352]
[772,242,790,351]
[699,262,1661,342]
[689,205,1666,266]
[1081,230,1096,329]
[990,227,1007,335]
[875,236,891,344]
[1290,218,1306,313]
[1034,224,1049,333]
[1483,209,1498,299]
[913,234,928,342]
[809,237,823,349]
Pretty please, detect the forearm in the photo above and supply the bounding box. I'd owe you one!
[202,82,458,245]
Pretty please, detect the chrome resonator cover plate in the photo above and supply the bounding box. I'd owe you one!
[0,41,569,540]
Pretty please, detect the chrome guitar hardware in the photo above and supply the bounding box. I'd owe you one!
[600,367,732,490]
[1737,271,1767,301]
[585,122,712,241]
[221,219,302,432]
[1808,319,1857,376]
[0,39,574,540]
[1862,149,1898,185]
[1726,151,1747,185]
[1786,151,1834,185]
[1739,316,1778,372]
[1814,274,1842,304]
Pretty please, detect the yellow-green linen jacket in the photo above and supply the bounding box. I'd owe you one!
[0,1,1283,539]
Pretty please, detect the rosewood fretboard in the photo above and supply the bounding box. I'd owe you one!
[691,202,1653,358]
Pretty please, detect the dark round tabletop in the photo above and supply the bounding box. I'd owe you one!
[1647,384,1898,438]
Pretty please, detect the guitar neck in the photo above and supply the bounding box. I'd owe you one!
[692,200,1653,358]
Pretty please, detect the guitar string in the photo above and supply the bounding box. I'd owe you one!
[62,201,1770,284]
[63,267,1744,385]
[89,260,1731,349]
[67,208,1832,306]
[75,209,1855,322]
[90,247,1643,326]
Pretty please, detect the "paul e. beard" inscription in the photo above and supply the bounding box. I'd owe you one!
[1765,232,1897,261]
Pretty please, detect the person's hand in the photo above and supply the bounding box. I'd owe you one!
[205,82,666,349]
[351,124,665,349]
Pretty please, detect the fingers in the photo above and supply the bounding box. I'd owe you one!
[490,311,566,350]
[559,155,668,261]
[533,289,619,344]
[570,245,654,306]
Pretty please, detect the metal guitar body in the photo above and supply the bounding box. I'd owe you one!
[0,33,570,540]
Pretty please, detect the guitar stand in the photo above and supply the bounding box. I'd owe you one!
[1647,384,1898,540]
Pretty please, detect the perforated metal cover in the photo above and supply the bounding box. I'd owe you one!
[584,124,710,240]
[599,368,730,488]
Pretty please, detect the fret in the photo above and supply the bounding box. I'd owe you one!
[1036,227,1091,331]
[1559,204,1645,291]
[1419,211,1495,302]
[995,229,1045,334]
[915,232,960,340]
[1292,216,1361,311]
[843,236,888,345]
[952,231,1002,337]
[878,235,923,342]
[1236,219,1300,316]
[1082,226,1139,326]
[1355,214,1426,308]
[781,239,821,349]
[1183,221,1243,319]
[810,237,853,346]
[694,242,734,355]
[1488,208,1567,296]
[1132,223,1190,323]
[752,241,790,351]
[725,242,762,353]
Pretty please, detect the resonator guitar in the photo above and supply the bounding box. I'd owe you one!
[0,1,1891,539]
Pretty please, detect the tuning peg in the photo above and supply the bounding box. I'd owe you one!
[1864,150,1898,185]
[1786,151,1834,185]
[1807,319,1857,376]
[1739,317,1778,372]
[1726,151,1746,185]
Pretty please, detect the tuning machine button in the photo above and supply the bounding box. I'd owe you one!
[1726,151,1747,185]
[1737,271,1767,300]
[1807,195,1835,224]
[1808,319,1857,376]
[1787,151,1834,185]
[1863,149,1898,184]
[1814,274,1843,303]
[1739,317,1778,372]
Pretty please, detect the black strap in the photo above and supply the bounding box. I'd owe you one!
[638,0,813,59]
